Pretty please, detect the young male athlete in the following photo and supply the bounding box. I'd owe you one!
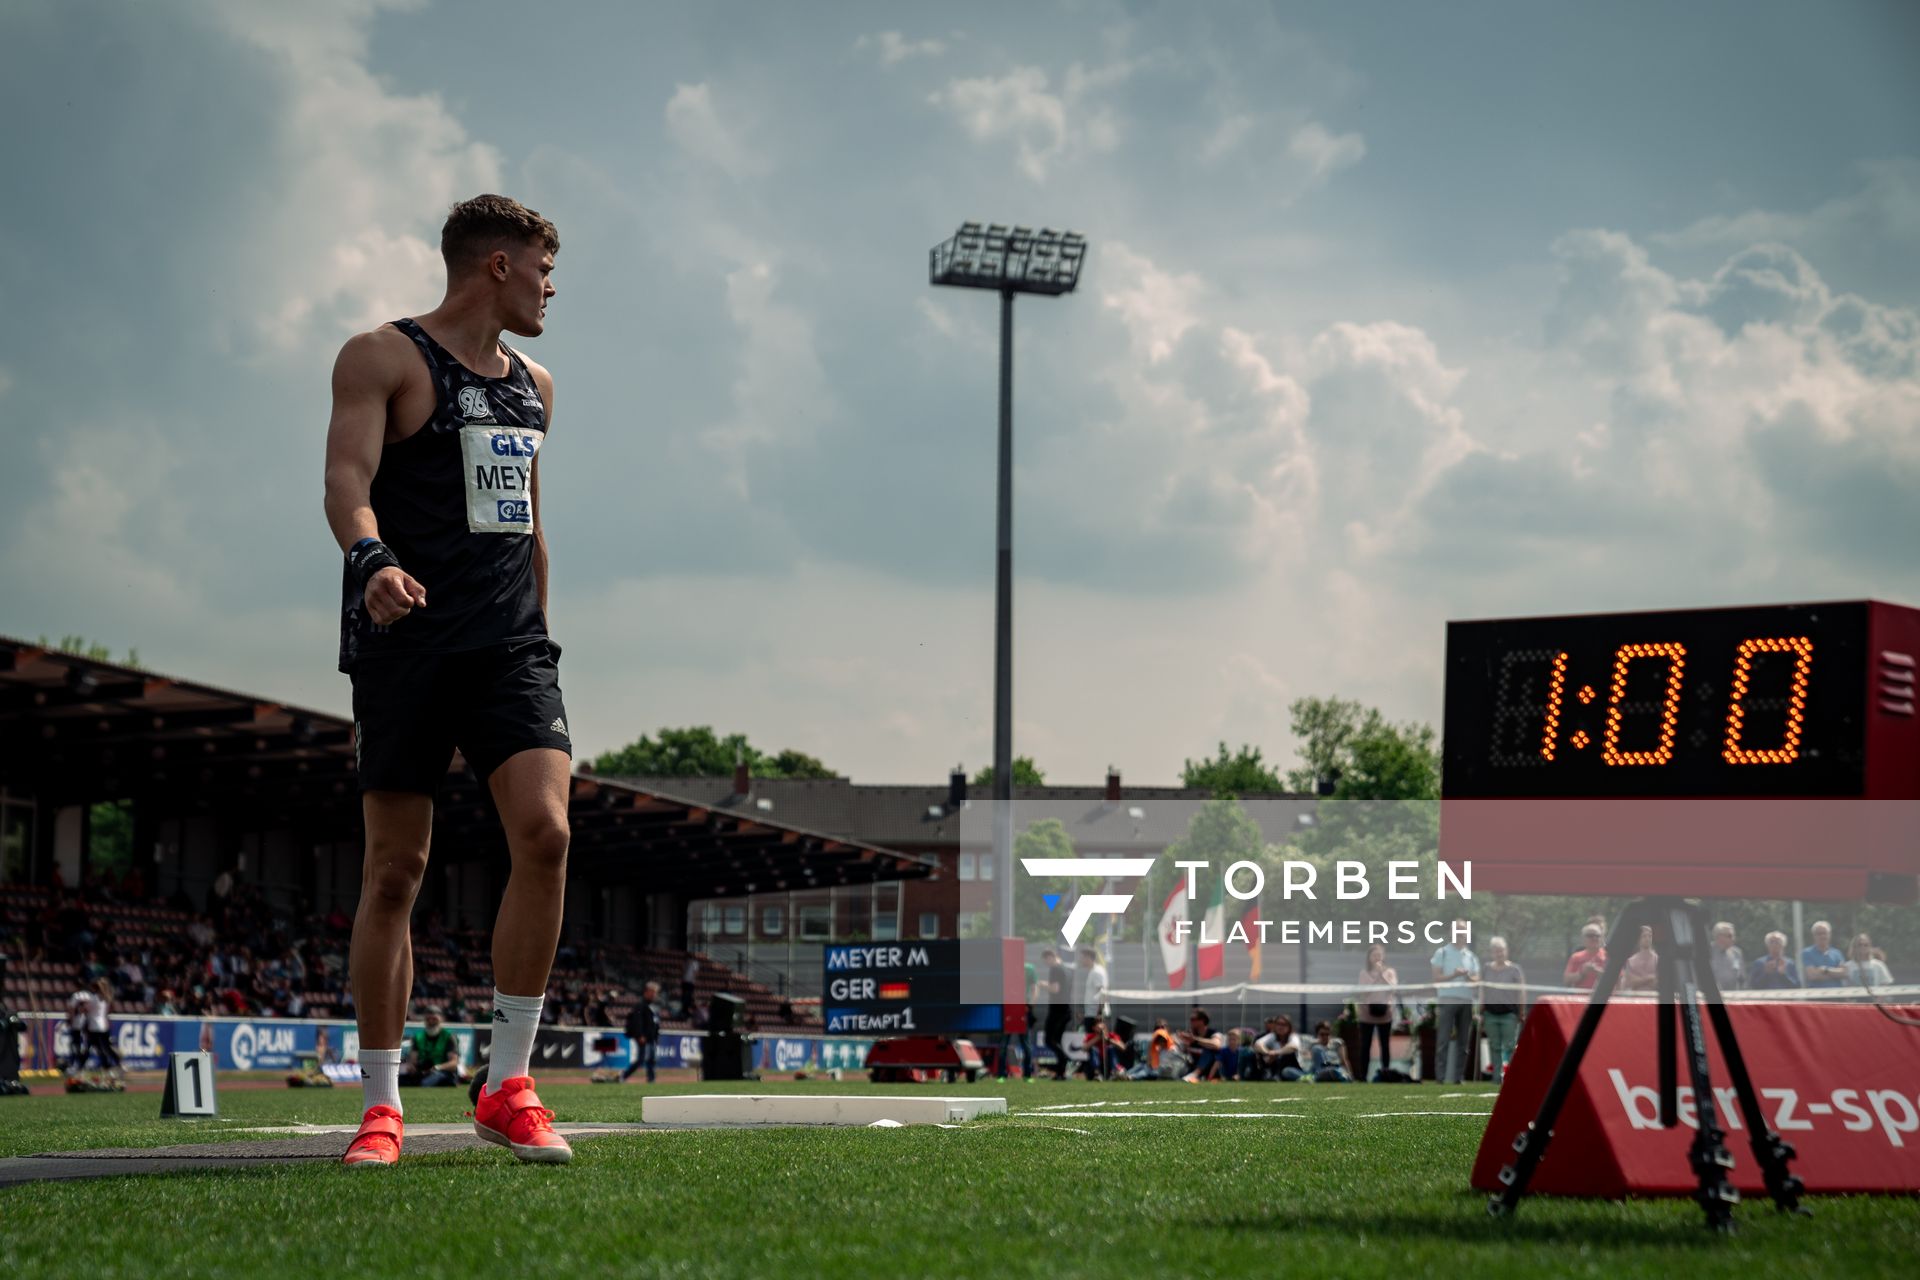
[323,194,572,1167]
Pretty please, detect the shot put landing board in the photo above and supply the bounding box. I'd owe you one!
[640,1094,1006,1126]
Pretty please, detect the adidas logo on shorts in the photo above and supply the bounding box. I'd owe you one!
[549,717,569,738]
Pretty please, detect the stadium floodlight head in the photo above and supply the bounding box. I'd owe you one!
[930,221,1087,295]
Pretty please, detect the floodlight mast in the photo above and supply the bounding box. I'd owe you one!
[930,223,1088,945]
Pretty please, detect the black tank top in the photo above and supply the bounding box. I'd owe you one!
[337,318,548,671]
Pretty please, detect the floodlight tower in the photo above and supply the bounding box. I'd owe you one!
[929,222,1088,942]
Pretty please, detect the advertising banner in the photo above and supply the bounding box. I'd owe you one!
[1473,997,1920,1196]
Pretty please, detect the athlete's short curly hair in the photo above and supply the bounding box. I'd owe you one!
[441,194,560,274]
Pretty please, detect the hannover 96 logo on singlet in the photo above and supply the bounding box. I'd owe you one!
[460,426,540,532]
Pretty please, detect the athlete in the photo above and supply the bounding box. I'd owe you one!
[323,194,572,1167]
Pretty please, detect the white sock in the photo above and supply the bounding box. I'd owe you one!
[360,1047,403,1115]
[486,989,544,1093]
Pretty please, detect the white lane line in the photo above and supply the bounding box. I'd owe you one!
[1014,1111,1306,1119]
[1355,1111,1495,1118]
[1027,1098,1247,1110]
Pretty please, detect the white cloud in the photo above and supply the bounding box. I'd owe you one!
[928,59,1136,181]
[1654,158,1920,256]
[1286,121,1366,187]
[664,82,766,181]
[196,0,501,353]
[855,30,949,66]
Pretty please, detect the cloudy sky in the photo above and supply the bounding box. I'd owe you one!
[2,0,1916,785]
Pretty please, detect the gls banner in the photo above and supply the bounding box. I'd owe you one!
[1473,998,1920,1196]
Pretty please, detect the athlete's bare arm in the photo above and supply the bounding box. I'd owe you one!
[526,358,555,622]
[323,329,430,625]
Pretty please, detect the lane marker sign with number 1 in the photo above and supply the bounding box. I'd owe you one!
[161,1051,217,1117]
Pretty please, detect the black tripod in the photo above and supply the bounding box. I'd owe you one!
[1489,897,1807,1232]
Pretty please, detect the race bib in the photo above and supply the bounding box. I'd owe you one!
[459,425,541,533]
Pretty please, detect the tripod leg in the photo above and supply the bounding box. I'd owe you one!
[1490,903,1644,1218]
[1668,909,1740,1233]
[1657,926,1678,1128]
[1688,905,1808,1216]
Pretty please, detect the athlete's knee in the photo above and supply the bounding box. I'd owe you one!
[507,810,569,876]
[361,837,430,908]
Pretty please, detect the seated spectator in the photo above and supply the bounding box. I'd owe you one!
[1128,1019,1184,1080]
[1621,926,1659,992]
[1749,931,1801,989]
[1179,1009,1224,1083]
[1801,921,1847,989]
[1846,933,1893,987]
[1563,923,1607,990]
[1305,1021,1352,1083]
[1250,1015,1306,1081]
[401,1008,462,1087]
[1082,1018,1123,1081]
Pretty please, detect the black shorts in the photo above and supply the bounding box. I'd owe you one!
[350,639,571,793]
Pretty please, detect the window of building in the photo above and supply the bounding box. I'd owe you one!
[958,851,976,881]
[873,911,898,941]
[722,904,747,935]
[979,855,994,881]
[761,905,785,936]
[799,904,832,940]
[918,911,940,939]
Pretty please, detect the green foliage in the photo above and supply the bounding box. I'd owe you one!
[1180,742,1285,795]
[972,757,1046,787]
[36,635,141,668]
[1284,696,1440,800]
[591,726,838,780]
[88,800,133,879]
[1013,818,1077,942]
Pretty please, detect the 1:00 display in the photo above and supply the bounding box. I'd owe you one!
[1494,635,1814,768]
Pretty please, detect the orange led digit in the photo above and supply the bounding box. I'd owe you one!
[1539,651,1569,760]
[1724,636,1814,764]
[1601,641,1686,766]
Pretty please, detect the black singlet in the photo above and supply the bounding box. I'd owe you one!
[337,318,548,672]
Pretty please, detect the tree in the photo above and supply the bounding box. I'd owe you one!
[972,757,1046,787]
[591,726,838,779]
[1012,818,1077,942]
[1283,696,1440,800]
[36,635,141,668]
[1181,742,1285,795]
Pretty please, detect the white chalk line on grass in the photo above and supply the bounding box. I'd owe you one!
[1355,1111,1496,1118]
[1026,1098,1247,1110]
[1014,1111,1307,1119]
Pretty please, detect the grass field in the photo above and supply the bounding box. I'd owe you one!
[1,1078,1913,1279]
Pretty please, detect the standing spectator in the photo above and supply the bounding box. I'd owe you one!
[1479,936,1527,1085]
[1710,922,1745,993]
[997,959,1038,1082]
[1077,947,1109,1031]
[1801,921,1847,989]
[1845,933,1893,987]
[1251,1015,1306,1081]
[1622,926,1660,993]
[1305,1021,1352,1082]
[1039,948,1073,1079]
[1178,1008,1224,1083]
[1563,923,1607,991]
[1750,931,1801,989]
[1431,924,1480,1085]
[1355,944,1397,1083]
[680,954,700,1015]
[621,981,662,1084]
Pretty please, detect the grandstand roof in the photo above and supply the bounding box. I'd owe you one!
[0,637,935,897]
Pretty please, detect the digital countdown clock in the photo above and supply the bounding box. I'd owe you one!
[1440,601,1920,902]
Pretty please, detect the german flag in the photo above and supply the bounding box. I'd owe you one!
[879,982,911,1000]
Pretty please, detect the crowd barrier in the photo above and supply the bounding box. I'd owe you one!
[13,1013,877,1077]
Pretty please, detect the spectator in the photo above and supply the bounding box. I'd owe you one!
[64,983,93,1073]
[402,1008,461,1087]
[1218,1029,1244,1081]
[1621,926,1660,993]
[1305,1021,1352,1083]
[1710,922,1745,993]
[1179,1008,1224,1083]
[1039,948,1072,1080]
[1750,931,1801,989]
[1563,923,1607,991]
[1801,921,1847,989]
[1251,1014,1305,1081]
[621,981,663,1084]
[1082,1017,1122,1081]
[1129,1018,1183,1081]
[997,959,1037,1082]
[1431,923,1480,1085]
[1845,933,1893,987]
[1077,947,1109,1030]
[83,978,121,1079]
[680,954,699,1015]
[1355,944,1397,1082]
[1479,935,1527,1085]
